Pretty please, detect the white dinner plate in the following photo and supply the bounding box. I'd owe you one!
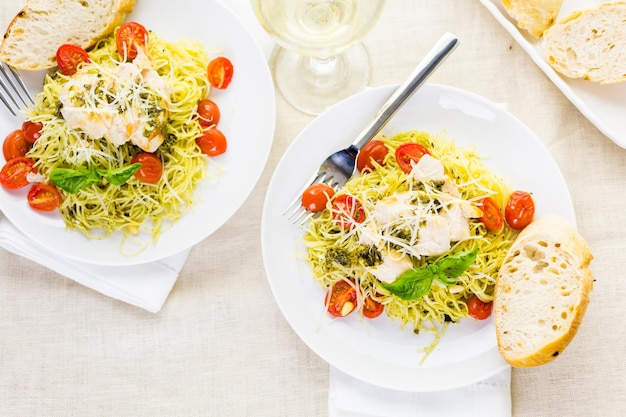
[261,83,576,392]
[0,0,275,266]
[480,0,626,148]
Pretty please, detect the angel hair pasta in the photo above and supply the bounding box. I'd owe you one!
[24,26,214,248]
[302,131,519,360]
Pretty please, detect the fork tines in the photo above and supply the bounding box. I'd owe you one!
[0,62,33,116]
[283,171,337,226]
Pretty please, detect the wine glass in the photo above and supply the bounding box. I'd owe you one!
[252,0,386,115]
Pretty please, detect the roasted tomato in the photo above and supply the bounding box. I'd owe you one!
[395,142,431,173]
[467,295,493,320]
[362,295,384,319]
[131,152,162,184]
[56,44,90,76]
[27,184,61,211]
[505,191,535,230]
[0,157,34,189]
[478,197,504,231]
[3,130,31,161]
[325,280,357,317]
[356,139,388,173]
[196,128,227,156]
[196,99,221,127]
[21,121,43,144]
[207,56,234,89]
[331,194,365,229]
[116,21,149,60]
[301,183,335,213]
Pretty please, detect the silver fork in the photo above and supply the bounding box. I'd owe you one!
[283,32,459,225]
[0,62,34,116]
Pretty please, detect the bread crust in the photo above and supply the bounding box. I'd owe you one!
[501,0,564,38]
[494,214,594,368]
[0,0,137,71]
[543,1,626,84]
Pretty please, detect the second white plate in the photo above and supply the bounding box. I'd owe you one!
[262,83,575,392]
[0,0,275,265]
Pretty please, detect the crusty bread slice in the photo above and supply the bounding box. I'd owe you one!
[0,0,136,71]
[501,0,563,38]
[494,214,594,368]
[543,1,626,84]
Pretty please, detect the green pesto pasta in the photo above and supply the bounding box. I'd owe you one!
[302,130,519,357]
[24,29,211,243]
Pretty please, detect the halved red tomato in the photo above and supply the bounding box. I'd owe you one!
[467,295,492,320]
[21,121,43,144]
[207,57,234,89]
[395,142,431,173]
[0,157,34,189]
[362,295,384,319]
[301,183,335,213]
[356,139,388,173]
[196,128,227,156]
[56,44,90,76]
[131,152,162,184]
[3,130,31,161]
[325,280,357,317]
[27,184,61,211]
[505,191,535,230]
[196,99,221,127]
[116,21,149,60]
[331,194,365,229]
[478,196,503,231]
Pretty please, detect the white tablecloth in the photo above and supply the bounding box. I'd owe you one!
[0,1,621,416]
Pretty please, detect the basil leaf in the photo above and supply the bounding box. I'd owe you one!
[98,163,141,186]
[435,248,478,279]
[380,268,434,301]
[50,163,142,193]
[379,248,479,301]
[49,167,100,194]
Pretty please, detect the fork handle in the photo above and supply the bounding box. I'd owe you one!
[351,32,459,150]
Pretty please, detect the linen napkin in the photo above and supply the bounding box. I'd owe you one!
[329,366,512,417]
[0,218,188,313]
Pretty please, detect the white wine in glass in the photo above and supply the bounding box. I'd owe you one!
[252,0,386,115]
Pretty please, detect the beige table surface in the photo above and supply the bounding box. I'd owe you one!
[0,1,623,416]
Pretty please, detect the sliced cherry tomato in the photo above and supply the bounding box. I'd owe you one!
[362,295,384,319]
[478,197,504,231]
[196,99,221,127]
[196,128,227,156]
[331,194,366,229]
[325,280,357,317]
[27,184,61,212]
[21,121,43,144]
[395,142,431,173]
[116,21,149,60]
[505,191,535,230]
[207,56,234,89]
[301,183,335,213]
[131,152,162,184]
[467,295,493,320]
[3,129,31,161]
[357,139,388,173]
[0,157,34,189]
[56,44,91,76]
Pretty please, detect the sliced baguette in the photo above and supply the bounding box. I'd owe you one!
[543,1,626,84]
[501,0,564,38]
[494,214,594,368]
[0,0,136,71]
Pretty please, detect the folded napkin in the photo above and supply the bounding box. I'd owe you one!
[329,366,511,417]
[0,218,187,313]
